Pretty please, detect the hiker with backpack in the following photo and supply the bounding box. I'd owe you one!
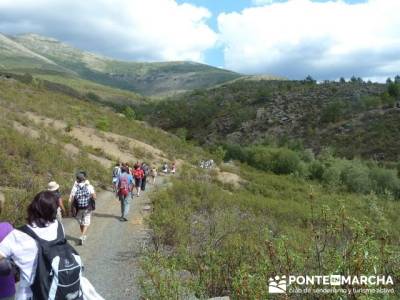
[141,162,150,191]
[150,166,158,184]
[0,222,15,300]
[47,181,66,222]
[132,165,144,197]
[112,162,121,193]
[69,172,96,245]
[116,166,134,222]
[0,191,84,300]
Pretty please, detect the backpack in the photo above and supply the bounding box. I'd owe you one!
[74,184,91,209]
[118,174,130,196]
[19,223,83,300]
[112,166,120,178]
[133,169,143,179]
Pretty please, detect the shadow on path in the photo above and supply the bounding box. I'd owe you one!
[66,234,81,246]
[92,212,120,220]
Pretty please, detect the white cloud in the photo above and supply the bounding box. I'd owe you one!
[0,0,217,62]
[218,0,400,79]
[252,0,277,6]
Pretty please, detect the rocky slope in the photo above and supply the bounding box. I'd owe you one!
[141,79,400,160]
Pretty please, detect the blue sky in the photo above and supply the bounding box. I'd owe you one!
[178,0,369,67]
[0,0,398,81]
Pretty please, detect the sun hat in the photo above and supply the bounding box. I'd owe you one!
[47,181,60,191]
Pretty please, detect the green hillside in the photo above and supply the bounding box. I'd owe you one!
[140,78,400,161]
[0,72,399,299]
[8,33,242,96]
[0,33,67,72]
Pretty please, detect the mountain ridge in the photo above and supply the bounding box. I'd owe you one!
[1,32,244,96]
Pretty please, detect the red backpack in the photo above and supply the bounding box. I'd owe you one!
[133,169,143,179]
[118,174,130,196]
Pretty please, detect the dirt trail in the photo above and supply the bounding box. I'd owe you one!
[62,177,165,300]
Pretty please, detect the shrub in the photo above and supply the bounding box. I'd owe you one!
[95,117,110,131]
[369,167,400,196]
[308,160,325,181]
[341,160,372,193]
[122,106,136,120]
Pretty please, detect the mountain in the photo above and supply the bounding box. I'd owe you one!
[0,33,67,72]
[140,78,400,161]
[0,33,242,96]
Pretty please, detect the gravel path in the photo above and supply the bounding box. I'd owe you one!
[63,178,163,300]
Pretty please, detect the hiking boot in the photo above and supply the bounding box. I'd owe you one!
[123,217,128,222]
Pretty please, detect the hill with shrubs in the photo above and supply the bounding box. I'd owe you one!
[0,37,399,298]
[139,77,400,161]
[0,33,242,96]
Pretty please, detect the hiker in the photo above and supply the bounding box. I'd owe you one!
[132,165,144,197]
[0,222,15,300]
[150,166,158,184]
[141,162,150,191]
[0,191,84,300]
[162,162,168,174]
[171,162,176,175]
[47,181,66,222]
[116,166,133,221]
[69,172,96,245]
[112,162,121,193]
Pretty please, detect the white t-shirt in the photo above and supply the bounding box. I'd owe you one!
[0,221,63,300]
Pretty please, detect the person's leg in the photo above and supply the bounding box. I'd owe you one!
[122,195,130,220]
[141,176,147,191]
[80,210,91,244]
[137,179,142,196]
[119,195,124,218]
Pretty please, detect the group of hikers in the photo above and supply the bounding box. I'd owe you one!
[0,160,177,300]
[0,171,99,300]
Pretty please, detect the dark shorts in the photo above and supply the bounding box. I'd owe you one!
[134,178,142,188]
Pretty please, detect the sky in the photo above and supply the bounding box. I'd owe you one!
[0,0,399,81]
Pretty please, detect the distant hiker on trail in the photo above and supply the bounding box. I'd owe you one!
[112,162,121,193]
[150,166,157,184]
[141,162,150,191]
[69,172,96,245]
[0,191,84,300]
[116,166,133,222]
[47,181,66,222]
[171,162,176,175]
[162,162,168,174]
[0,222,15,300]
[132,165,144,197]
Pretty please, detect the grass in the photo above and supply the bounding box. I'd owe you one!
[141,164,400,299]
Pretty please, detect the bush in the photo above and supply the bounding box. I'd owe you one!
[95,117,110,131]
[341,160,372,194]
[122,106,136,120]
[369,167,400,196]
[308,160,325,181]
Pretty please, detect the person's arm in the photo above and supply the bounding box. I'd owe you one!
[89,185,96,200]
[69,184,77,204]
[59,197,66,211]
[0,256,11,275]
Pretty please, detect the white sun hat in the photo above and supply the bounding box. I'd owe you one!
[47,181,60,191]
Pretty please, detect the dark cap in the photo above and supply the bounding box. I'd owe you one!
[76,172,86,181]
